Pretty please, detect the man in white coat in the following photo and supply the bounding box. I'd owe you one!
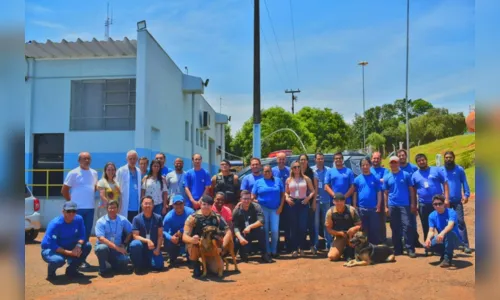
[116,150,142,223]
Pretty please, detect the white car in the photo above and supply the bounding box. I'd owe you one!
[25,184,41,242]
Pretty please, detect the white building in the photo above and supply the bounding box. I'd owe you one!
[25,23,228,226]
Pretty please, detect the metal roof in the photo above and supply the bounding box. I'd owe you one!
[25,37,137,59]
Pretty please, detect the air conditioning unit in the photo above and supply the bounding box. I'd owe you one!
[201,111,211,129]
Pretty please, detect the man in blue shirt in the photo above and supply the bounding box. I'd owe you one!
[353,158,382,244]
[41,201,92,280]
[442,151,472,254]
[272,152,291,253]
[94,200,133,277]
[425,195,464,268]
[371,151,389,244]
[383,156,417,258]
[184,153,211,209]
[411,153,449,255]
[312,152,331,250]
[130,196,164,273]
[163,195,195,267]
[324,152,355,205]
[240,157,264,197]
[397,149,422,248]
[155,152,173,176]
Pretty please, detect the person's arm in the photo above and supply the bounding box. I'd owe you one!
[304,177,316,204]
[182,216,199,244]
[324,170,335,197]
[141,178,146,198]
[383,190,389,215]
[347,208,362,237]
[131,218,149,243]
[123,220,133,245]
[325,209,345,238]
[233,175,240,201]
[162,178,169,213]
[61,172,75,200]
[77,216,86,242]
[437,210,458,242]
[461,168,471,203]
[45,222,72,256]
[344,170,355,199]
[162,215,173,241]
[232,209,244,240]
[251,181,259,203]
[324,183,335,198]
[96,220,117,249]
[376,189,382,212]
[284,178,293,205]
[155,220,164,253]
[425,227,437,247]
[202,172,211,197]
[211,175,217,197]
[443,181,450,207]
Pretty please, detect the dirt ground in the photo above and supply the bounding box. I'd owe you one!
[25,198,475,300]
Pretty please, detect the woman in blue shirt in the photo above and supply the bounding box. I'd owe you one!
[252,165,285,257]
[353,158,382,245]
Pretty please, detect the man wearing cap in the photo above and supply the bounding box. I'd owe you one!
[41,201,92,280]
[212,159,240,211]
[163,195,195,267]
[383,156,417,258]
[325,193,362,262]
[183,195,231,277]
[94,200,133,277]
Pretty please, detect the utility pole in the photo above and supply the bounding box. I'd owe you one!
[104,2,113,39]
[405,0,411,158]
[285,89,300,114]
[252,0,261,159]
[358,61,368,151]
[219,97,222,113]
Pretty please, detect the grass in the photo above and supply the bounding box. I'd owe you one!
[383,134,475,193]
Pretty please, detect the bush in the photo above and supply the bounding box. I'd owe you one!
[458,151,474,169]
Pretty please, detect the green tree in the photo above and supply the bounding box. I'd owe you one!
[296,107,349,152]
[224,124,233,159]
[366,132,386,152]
[394,98,433,122]
[409,108,465,145]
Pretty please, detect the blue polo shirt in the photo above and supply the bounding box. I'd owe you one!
[251,177,284,210]
[400,163,418,175]
[441,165,470,203]
[325,167,355,204]
[354,173,381,209]
[161,166,173,176]
[184,168,211,203]
[129,170,139,212]
[241,174,264,193]
[272,166,290,186]
[371,166,388,187]
[163,207,195,241]
[411,167,448,204]
[132,212,163,246]
[312,165,330,204]
[428,208,462,241]
[383,170,412,207]
[41,215,86,251]
[95,214,133,246]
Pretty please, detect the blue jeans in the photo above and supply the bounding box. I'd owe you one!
[307,205,317,249]
[129,240,164,270]
[379,200,387,242]
[261,206,280,254]
[449,202,469,247]
[78,209,95,241]
[315,201,332,249]
[427,231,462,261]
[163,237,188,262]
[389,206,414,253]
[279,203,292,250]
[234,227,267,256]
[358,207,380,244]
[41,242,92,274]
[418,203,434,242]
[94,244,129,273]
[288,199,309,251]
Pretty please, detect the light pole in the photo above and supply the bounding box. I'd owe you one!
[405,0,411,157]
[358,61,368,151]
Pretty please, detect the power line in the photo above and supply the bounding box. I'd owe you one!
[261,25,286,89]
[288,0,299,87]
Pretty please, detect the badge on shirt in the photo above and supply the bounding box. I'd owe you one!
[294,190,299,198]
[424,181,429,188]
[146,234,151,240]
[245,221,250,227]
[318,182,323,189]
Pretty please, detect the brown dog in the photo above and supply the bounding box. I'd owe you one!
[199,226,224,277]
[219,230,238,273]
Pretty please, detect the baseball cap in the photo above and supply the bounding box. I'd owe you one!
[172,195,184,204]
[389,156,400,163]
[333,192,346,201]
[63,201,78,211]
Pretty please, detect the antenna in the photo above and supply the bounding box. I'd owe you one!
[104,2,114,39]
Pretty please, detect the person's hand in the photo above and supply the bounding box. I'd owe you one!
[147,239,155,250]
[153,248,160,256]
[346,227,357,238]
[239,238,249,246]
[71,246,82,257]
[243,227,251,235]
[436,234,444,243]
[301,197,309,205]
[376,204,381,213]
[411,204,417,215]
[462,197,469,204]
[286,197,294,206]
[162,206,168,215]
[115,245,127,255]
[425,239,432,248]
[191,235,200,244]
[235,202,243,209]
[444,200,450,208]
[276,207,282,215]
[171,235,179,245]
[385,206,389,216]
[312,201,317,212]
[339,231,347,239]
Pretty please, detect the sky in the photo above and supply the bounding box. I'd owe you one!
[24,0,479,136]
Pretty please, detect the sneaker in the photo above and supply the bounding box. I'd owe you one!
[408,250,417,258]
[46,272,57,281]
[463,247,472,254]
[345,256,353,262]
[98,269,113,278]
[310,247,318,255]
[79,261,91,269]
[261,253,273,263]
[439,259,451,268]
[271,253,280,259]
[291,251,298,258]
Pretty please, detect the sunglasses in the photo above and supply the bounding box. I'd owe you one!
[292,166,300,169]
[433,202,444,207]
[65,210,77,214]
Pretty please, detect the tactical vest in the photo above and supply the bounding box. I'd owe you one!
[330,205,355,232]
[193,212,220,236]
[214,173,237,204]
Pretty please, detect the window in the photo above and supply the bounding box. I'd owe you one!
[200,130,204,147]
[70,79,136,131]
[204,133,207,149]
[185,121,189,141]
[196,129,199,146]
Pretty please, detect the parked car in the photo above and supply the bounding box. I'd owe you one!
[25,184,41,243]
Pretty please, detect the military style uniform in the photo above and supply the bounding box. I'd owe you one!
[213,173,239,210]
[325,205,361,258]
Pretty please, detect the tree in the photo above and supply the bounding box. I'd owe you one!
[231,107,316,160]
[366,132,386,152]
[409,108,465,145]
[224,124,233,159]
[394,98,433,122]
[296,107,350,152]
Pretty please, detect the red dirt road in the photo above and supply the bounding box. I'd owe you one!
[25,199,475,300]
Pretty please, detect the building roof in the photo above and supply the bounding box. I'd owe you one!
[25,37,137,59]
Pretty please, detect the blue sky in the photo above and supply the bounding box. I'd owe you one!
[25,0,477,135]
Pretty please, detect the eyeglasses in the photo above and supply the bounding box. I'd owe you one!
[292,166,300,169]
[65,210,77,214]
[433,202,444,207]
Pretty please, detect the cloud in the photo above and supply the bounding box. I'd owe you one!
[31,20,65,29]
[26,3,53,14]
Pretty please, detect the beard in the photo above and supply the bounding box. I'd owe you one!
[445,161,455,169]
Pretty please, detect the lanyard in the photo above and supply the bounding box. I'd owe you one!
[176,173,183,194]
[142,215,153,236]
[107,218,119,239]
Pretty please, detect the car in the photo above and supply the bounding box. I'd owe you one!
[25,184,41,243]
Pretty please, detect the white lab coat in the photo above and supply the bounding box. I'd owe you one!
[116,164,142,217]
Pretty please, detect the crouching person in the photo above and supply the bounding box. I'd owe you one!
[94,200,133,277]
[425,195,465,268]
[325,193,362,262]
[41,201,92,280]
[130,196,164,274]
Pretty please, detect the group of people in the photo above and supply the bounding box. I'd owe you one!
[40,148,472,280]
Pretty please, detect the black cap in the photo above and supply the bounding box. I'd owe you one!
[63,201,78,210]
[200,194,214,205]
[333,192,346,201]
[221,159,231,166]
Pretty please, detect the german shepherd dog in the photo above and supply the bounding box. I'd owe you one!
[343,231,396,267]
[199,226,224,277]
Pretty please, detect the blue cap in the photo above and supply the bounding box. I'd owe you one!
[172,195,184,204]
[63,201,78,210]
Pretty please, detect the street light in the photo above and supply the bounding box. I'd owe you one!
[358,61,368,151]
